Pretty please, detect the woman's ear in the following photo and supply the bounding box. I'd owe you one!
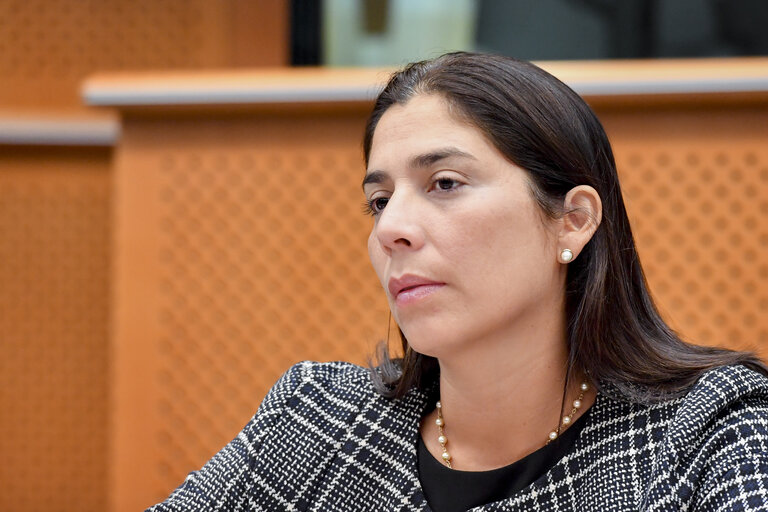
[557,185,602,263]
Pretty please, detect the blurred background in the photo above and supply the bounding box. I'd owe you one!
[1,1,767,511]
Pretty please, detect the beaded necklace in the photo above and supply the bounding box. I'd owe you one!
[434,381,590,469]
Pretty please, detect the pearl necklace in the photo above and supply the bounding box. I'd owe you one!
[435,401,451,467]
[435,381,589,468]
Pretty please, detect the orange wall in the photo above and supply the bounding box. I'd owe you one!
[0,2,288,510]
[0,146,112,511]
[0,0,288,108]
[602,105,768,353]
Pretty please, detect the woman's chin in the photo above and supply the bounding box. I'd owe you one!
[400,331,466,360]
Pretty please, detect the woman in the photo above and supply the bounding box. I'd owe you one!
[149,53,768,511]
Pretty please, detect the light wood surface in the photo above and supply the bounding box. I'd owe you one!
[83,58,768,106]
[0,108,119,145]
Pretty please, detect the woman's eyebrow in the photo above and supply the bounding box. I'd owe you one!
[409,147,476,168]
[362,170,388,189]
[362,147,475,189]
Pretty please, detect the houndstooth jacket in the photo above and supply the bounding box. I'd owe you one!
[148,362,768,511]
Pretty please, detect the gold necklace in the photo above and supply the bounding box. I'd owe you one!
[435,381,589,468]
[435,400,452,468]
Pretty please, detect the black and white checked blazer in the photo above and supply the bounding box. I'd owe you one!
[149,362,768,511]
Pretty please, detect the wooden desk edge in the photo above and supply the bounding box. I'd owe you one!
[0,107,120,146]
[82,58,768,109]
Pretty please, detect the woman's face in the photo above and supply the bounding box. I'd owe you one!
[364,94,564,358]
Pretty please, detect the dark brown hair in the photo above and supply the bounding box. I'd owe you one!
[365,52,767,402]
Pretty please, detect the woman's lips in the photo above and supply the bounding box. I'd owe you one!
[388,274,445,306]
[395,283,444,305]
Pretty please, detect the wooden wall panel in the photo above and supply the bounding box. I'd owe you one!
[599,106,768,357]
[0,146,111,512]
[0,0,289,108]
[111,111,389,511]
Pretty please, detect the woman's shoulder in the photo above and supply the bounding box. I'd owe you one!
[646,365,768,508]
[691,363,768,397]
[269,360,386,408]
[669,364,768,444]
[247,361,380,432]
[584,365,768,508]
[280,360,371,385]
[241,362,391,453]
[678,364,768,421]
[590,364,768,467]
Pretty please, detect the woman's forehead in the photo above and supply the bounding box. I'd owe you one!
[371,97,487,156]
[368,100,506,177]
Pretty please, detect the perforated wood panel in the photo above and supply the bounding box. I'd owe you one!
[111,112,390,511]
[0,146,111,512]
[601,107,768,356]
[152,144,388,482]
[0,0,288,107]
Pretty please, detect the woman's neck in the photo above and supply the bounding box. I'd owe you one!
[420,327,595,471]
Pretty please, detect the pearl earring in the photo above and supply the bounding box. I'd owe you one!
[560,248,574,263]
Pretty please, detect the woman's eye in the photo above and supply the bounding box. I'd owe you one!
[363,197,389,216]
[373,197,389,212]
[435,177,460,191]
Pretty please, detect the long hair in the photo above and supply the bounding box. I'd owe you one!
[364,52,767,402]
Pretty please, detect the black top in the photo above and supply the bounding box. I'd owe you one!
[418,409,591,512]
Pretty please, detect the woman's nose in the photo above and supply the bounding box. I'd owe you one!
[374,191,425,254]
